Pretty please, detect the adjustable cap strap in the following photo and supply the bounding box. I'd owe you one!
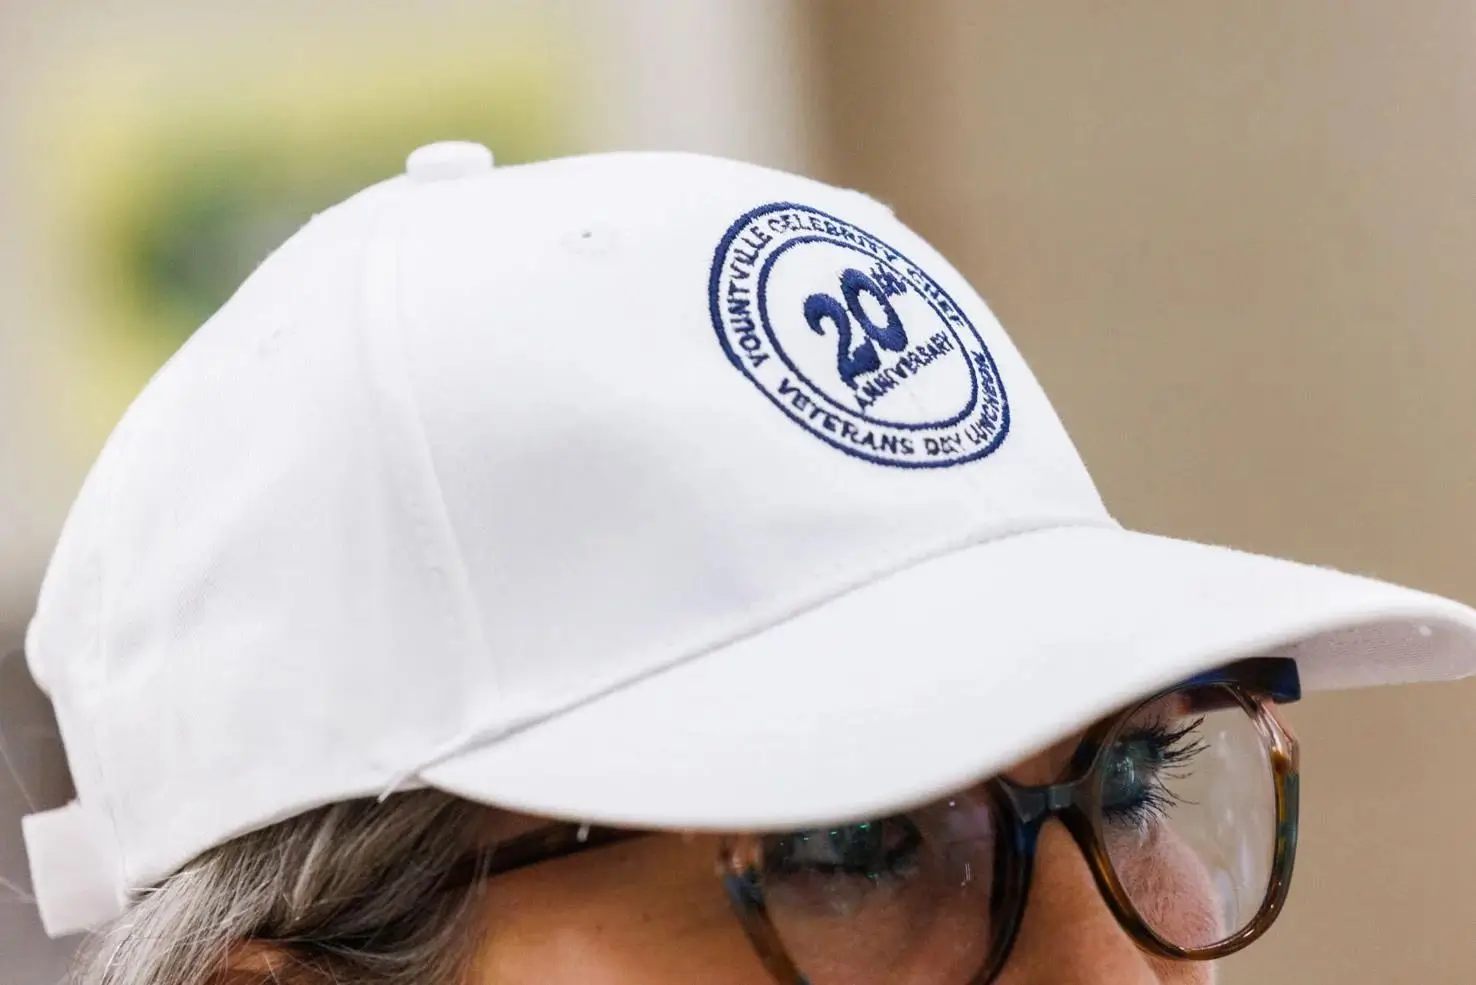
[23,802,127,938]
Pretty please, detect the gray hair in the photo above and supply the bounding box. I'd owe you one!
[71,791,494,985]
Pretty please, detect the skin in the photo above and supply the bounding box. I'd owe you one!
[473,734,1216,985]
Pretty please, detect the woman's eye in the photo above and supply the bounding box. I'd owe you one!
[1101,717,1208,825]
[766,817,923,881]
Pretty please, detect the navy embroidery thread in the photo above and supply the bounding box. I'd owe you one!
[708,202,1010,468]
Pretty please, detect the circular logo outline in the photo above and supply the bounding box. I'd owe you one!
[709,202,1010,469]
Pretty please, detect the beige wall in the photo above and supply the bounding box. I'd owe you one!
[801,3,1476,982]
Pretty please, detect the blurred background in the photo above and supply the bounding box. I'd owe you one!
[3,2,1476,982]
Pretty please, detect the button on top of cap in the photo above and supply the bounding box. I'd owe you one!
[406,141,494,183]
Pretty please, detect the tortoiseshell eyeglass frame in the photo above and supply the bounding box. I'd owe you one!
[443,657,1301,985]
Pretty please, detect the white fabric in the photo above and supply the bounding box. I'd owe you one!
[17,147,1476,938]
[428,526,1476,828]
[21,804,125,938]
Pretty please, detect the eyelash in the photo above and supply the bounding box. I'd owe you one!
[1103,716,1210,827]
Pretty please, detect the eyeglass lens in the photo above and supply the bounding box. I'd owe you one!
[750,686,1279,984]
[1098,685,1277,950]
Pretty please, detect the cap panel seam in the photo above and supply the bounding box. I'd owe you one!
[354,183,501,776]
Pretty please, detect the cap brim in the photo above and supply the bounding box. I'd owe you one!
[422,525,1476,830]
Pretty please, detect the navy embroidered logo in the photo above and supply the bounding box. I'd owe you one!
[709,202,1010,468]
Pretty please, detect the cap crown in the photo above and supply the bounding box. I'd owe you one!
[26,151,1111,907]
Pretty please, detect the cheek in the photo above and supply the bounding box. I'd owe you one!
[1149,953,1219,985]
[761,853,998,985]
[1111,824,1224,948]
[471,836,773,985]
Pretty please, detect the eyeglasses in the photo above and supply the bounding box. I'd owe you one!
[447,657,1301,985]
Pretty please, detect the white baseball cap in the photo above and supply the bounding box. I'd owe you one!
[18,142,1476,940]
